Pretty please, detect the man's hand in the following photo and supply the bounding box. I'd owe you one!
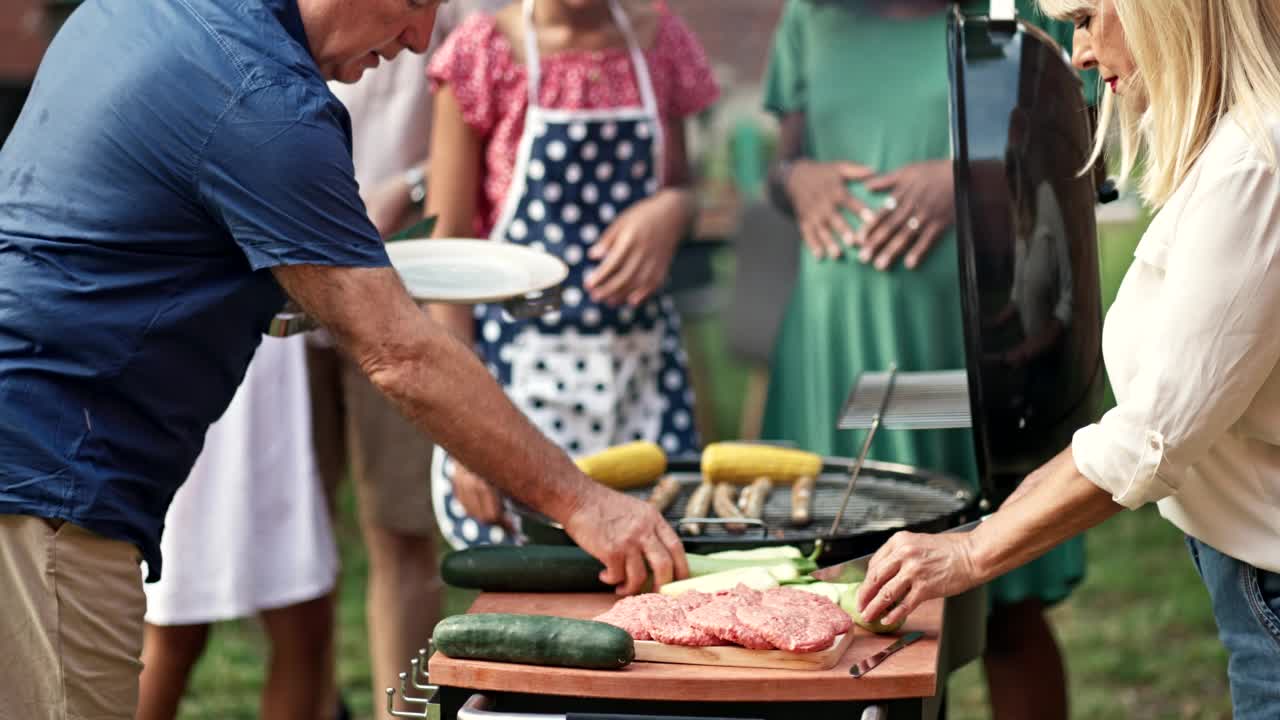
[562,484,689,595]
[858,160,955,271]
[784,159,876,260]
[585,189,691,307]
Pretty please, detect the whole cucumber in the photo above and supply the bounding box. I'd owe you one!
[433,613,635,669]
[441,545,609,592]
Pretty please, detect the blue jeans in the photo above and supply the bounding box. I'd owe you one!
[1186,536,1280,718]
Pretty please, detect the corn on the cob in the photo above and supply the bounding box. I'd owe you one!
[700,442,823,484]
[574,441,667,490]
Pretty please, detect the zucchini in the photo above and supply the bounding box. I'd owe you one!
[441,545,609,592]
[442,544,814,593]
[686,549,817,578]
[840,583,906,634]
[434,613,634,669]
[659,566,779,596]
[790,581,852,604]
[707,546,804,560]
[687,554,790,577]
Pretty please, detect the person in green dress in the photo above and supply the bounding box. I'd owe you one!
[761,1,1094,717]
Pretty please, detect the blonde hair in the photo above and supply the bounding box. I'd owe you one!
[1037,0,1280,207]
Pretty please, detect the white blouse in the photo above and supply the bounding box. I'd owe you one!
[1072,115,1280,574]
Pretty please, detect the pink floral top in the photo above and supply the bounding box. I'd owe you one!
[428,11,720,236]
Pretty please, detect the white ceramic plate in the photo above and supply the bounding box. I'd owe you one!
[386,238,569,303]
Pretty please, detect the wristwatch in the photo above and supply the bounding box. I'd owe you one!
[769,157,802,215]
[404,166,427,207]
[774,157,797,187]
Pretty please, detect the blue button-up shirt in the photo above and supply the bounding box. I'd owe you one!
[0,0,390,580]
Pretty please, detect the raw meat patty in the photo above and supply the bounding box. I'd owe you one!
[761,586,853,635]
[714,583,764,603]
[640,595,724,647]
[675,590,715,612]
[734,603,838,653]
[593,594,670,641]
[685,596,775,650]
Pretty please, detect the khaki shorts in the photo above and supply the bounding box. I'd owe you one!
[0,514,145,720]
[306,344,437,536]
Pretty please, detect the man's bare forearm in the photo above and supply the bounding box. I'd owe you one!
[273,264,594,523]
[363,313,590,522]
[970,447,1122,582]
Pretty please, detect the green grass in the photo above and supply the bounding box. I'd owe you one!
[175,216,1232,720]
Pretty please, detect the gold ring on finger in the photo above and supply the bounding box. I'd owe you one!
[906,216,922,232]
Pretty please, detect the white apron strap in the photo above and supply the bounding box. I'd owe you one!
[521,0,543,107]
[606,0,660,120]
[521,0,661,120]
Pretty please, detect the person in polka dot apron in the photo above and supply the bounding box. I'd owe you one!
[425,0,718,548]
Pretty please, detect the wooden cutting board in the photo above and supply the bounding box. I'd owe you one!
[634,629,854,670]
[428,592,945,702]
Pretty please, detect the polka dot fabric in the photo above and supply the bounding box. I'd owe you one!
[427,10,720,236]
[431,0,702,550]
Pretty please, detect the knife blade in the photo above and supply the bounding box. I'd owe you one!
[810,518,984,583]
[849,631,925,677]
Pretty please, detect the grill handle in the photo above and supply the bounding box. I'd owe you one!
[385,646,439,719]
[457,694,765,720]
[569,715,765,720]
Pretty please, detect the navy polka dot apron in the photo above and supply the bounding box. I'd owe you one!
[433,0,698,548]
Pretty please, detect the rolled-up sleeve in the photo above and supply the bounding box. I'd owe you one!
[198,82,389,271]
[1073,160,1280,508]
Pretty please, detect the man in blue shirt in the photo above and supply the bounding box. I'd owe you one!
[0,1,687,716]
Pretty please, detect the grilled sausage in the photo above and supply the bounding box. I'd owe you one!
[744,477,773,520]
[736,482,754,513]
[682,481,714,536]
[790,475,816,527]
[712,482,747,534]
[647,475,681,514]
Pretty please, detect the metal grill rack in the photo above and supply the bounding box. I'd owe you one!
[838,369,972,431]
[630,471,970,543]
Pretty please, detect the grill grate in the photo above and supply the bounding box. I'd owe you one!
[627,471,971,542]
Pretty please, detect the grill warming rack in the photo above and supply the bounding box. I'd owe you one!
[838,369,972,431]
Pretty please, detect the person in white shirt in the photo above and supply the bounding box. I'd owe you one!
[856,1,1280,716]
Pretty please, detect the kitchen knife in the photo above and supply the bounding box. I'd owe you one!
[849,631,925,678]
[810,518,984,583]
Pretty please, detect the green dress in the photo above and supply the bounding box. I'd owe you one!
[761,0,1085,607]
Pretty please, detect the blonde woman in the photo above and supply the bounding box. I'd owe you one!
[855,0,1280,715]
